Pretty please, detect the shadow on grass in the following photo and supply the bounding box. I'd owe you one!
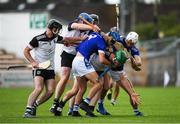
[1,114,180,123]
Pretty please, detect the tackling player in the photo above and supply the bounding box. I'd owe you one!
[52,31,122,117]
[65,13,101,116]
[50,12,100,116]
[103,31,143,116]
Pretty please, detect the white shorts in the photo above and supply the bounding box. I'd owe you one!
[90,53,108,71]
[109,70,127,82]
[72,56,95,77]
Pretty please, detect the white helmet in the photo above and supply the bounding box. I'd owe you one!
[126,32,139,44]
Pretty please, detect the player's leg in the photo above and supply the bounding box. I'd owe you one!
[54,67,71,101]
[107,78,113,101]
[35,79,55,106]
[117,73,143,116]
[50,67,70,115]
[107,88,112,100]
[34,70,55,107]
[23,75,44,118]
[68,96,75,115]
[50,67,71,115]
[72,76,87,116]
[96,73,111,115]
[57,78,79,115]
[78,72,103,117]
[111,82,120,105]
[89,85,103,112]
[67,78,78,116]
[84,72,103,102]
[71,56,101,117]
[50,51,75,115]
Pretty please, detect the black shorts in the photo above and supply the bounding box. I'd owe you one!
[32,69,55,80]
[61,51,76,68]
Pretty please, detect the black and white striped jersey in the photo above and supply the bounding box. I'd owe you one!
[27,32,63,70]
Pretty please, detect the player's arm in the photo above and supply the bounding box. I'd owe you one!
[24,37,38,68]
[133,55,142,66]
[128,46,142,71]
[57,35,88,45]
[63,35,87,43]
[100,32,112,43]
[24,47,38,68]
[71,23,100,32]
[98,51,111,65]
[130,55,142,71]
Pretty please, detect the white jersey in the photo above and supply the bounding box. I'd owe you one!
[28,32,63,70]
[62,21,89,55]
[62,30,81,55]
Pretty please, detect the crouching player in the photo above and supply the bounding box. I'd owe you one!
[94,31,143,116]
[87,49,128,115]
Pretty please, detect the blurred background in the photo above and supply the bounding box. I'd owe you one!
[0,0,179,87]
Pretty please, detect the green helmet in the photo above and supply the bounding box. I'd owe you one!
[115,50,128,65]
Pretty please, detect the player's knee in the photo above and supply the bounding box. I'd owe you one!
[99,81,103,86]
[71,88,78,95]
[47,88,54,95]
[34,86,43,93]
[79,87,86,94]
[96,82,103,89]
[58,76,69,85]
[103,84,110,90]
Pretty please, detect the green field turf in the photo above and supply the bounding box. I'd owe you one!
[0,87,180,123]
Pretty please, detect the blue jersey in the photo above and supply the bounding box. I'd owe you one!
[118,37,140,57]
[77,32,106,60]
[111,36,140,71]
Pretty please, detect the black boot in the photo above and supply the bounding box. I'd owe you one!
[50,99,62,116]
[79,101,96,117]
[72,111,82,117]
[23,107,36,118]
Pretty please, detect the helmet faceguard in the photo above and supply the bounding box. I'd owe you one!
[126,32,139,45]
[47,19,62,35]
[90,14,99,24]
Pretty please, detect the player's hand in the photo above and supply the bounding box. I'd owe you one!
[111,58,121,69]
[63,41,69,46]
[130,92,141,105]
[130,57,141,71]
[82,34,88,40]
[93,25,101,32]
[31,61,39,68]
[112,59,120,67]
[108,53,120,68]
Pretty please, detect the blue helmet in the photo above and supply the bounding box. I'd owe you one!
[108,31,121,42]
[78,12,93,24]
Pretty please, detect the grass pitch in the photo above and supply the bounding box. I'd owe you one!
[0,87,180,123]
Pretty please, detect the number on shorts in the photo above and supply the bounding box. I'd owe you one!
[84,58,92,69]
